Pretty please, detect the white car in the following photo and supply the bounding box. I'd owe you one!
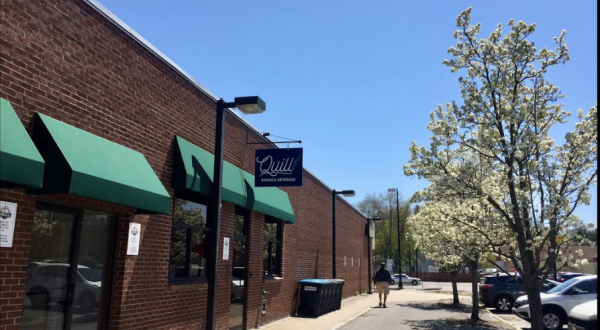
[513,275,597,330]
[391,274,422,286]
[568,299,597,330]
[231,276,244,300]
[25,263,102,313]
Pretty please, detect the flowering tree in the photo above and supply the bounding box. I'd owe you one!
[404,8,597,330]
[409,195,504,319]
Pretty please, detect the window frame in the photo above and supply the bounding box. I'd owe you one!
[169,191,210,284]
[263,216,282,278]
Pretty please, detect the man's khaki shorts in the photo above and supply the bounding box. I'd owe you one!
[376,281,390,295]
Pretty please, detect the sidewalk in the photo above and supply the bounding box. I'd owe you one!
[256,287,529,330]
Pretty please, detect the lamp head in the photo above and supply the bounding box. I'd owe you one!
[234,96,266,114]
[339,190,355,197]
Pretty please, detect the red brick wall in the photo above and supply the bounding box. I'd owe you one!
[0,189,36,330]
[0,0,369,329]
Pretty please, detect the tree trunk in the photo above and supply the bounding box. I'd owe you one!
[470,261,480,320]
[522,275,544,330]
[450,271,459,304]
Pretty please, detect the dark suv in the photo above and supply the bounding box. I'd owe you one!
[479,272,558,312]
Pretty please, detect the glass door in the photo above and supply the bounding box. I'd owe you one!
[229,209,248,330]
[22,205,113,330]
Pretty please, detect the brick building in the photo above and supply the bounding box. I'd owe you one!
[0,0,370,329]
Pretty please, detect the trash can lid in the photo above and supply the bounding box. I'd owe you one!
[328,279,345,283]
[298,279,332,284]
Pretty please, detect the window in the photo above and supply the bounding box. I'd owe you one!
[169,198,209,281]
[263,216,282,277]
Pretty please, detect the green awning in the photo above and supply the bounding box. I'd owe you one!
[172,136,294,223]
[32,113,171,214]
[242,172,295,224]
[172,136,247,207]
[0,98,45,188]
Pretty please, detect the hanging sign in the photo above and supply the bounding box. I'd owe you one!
[0,201,17,248]
[126,222,141,255]
[255,148,303,187]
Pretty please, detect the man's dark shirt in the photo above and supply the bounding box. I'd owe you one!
[374,268,392,283]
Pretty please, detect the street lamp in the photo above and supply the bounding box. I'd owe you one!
[408,237,412,276]
[415,247,419,278]
[366,217,382,294]
[387,188,403,289]
[332,189,355,279]
[207,96,265,330]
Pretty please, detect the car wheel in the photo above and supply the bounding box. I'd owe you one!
[493,295,513,312]
[542,307,564,330]
[389,280,395,285]
[411,280,418,285]
[29,288,49,309]
[79,292,96,314]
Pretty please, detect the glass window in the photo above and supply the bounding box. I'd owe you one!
[169,198,209,281]
[263,216,282,277]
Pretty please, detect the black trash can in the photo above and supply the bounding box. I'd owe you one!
[330,279,345,310]
[320,281,333,315]
[297,279,331,317]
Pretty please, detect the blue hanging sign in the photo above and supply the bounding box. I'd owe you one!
[255,148,303,187]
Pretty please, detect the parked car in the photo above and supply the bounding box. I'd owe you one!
[513,275,597,330]
[556,272,586,282]
[391,274,422,286]
[25,263,102,313]
[231,276,244,300]
[479,272,559,312]
[478,268,498,275]
[568,299,597,330]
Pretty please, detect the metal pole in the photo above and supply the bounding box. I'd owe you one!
[332,189,337,279]
[367,220,372,294]
[395,189,402,289]
[416,248,419,278]
[206,99,228,330]
[408,240,412,276]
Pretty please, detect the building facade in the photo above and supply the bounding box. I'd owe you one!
[0,1,371,329]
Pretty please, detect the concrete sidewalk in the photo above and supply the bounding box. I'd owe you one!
[256,287,529,330]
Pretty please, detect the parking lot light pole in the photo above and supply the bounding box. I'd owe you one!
[387,188,403,289]
[332,189,355,279]
[366,217,382,294]
[207,96,265,330]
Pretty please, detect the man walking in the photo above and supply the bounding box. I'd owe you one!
[373,262,392,308]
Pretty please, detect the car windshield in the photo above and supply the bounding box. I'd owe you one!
[546,277,581,294]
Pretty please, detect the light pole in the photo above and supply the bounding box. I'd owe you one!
[207,96,265,330]
[415,247,419,278]
[408,237,412,276]
[366,217,381,294]
[387,188,402,289]
[332,189,355,279]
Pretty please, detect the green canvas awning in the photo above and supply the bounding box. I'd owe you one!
[0,98,45,188]
[32,113,171,214]
[172,136,247,207]
[242,172,295,223]
[172,136,294,223]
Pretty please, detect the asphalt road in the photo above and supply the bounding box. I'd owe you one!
[385,280,567,330]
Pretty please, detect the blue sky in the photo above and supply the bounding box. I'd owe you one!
[94,0,597,226]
